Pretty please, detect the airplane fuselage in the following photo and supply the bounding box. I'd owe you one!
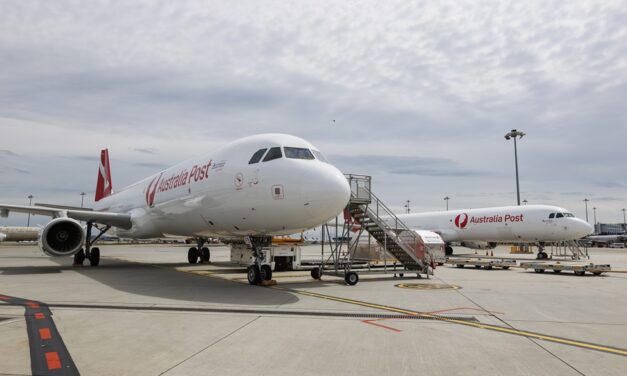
[94,134,351,239]
[0,226,39,242]
[396,205,593,243]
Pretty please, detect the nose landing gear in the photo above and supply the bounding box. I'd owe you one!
[187,238,211,264]
[536,242,548,260]
[246,236,273,285]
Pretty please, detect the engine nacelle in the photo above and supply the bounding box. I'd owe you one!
[39,218,85,256]
[460,241,497,250]
[0,233,6,242]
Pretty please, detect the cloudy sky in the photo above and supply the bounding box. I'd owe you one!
[1,0,626,226]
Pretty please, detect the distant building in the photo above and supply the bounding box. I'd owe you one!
[594,223,627,235]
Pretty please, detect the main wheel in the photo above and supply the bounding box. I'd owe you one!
[553,269,562,273]
[574,270,585,276]
[345,272,359,286]
[89,247,100,266]
[261,265,272,281]
[501,266,510,270]
[247,265,261,285]
[311,267,322,280]
[592,271,602,276]
[534,268,545,273]
[201,247,210,263]
[537,252,548,260]
[74,249,85,265]
[474,265,481,269]
[484,265,493,270]
[456,264,464,268]
[445,245,454,256]
[187,247,199,264]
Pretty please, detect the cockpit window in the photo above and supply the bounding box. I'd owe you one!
[549,213,555,219]
[564,213,574,217]
[248,148,267,164]
[262,147,282,162]
[284,147,314,160]
[312,150,327,162]
[556,213,564,218]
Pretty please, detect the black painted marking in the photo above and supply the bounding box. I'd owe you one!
[0,295,79,376]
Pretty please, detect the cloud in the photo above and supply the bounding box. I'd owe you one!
[131,147,158,155]
[131,162,169,170]
[1,0,627,223]
[596,182,626,189]
[0,149,18,157]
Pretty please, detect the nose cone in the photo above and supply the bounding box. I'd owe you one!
[303,164,351,221]
[573,219,594,238]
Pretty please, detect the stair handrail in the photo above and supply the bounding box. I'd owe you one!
[360,187,429,267]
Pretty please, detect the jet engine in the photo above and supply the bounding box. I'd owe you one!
[460,241,497,250]
[0,233,6,242]
[38,218,85,256]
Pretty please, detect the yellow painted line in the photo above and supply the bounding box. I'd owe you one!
[173,265,627,356]
[270,286,627,357]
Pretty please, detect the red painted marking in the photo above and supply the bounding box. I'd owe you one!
[426,307,504,315]
[39,328,52,340]
[35,313,45,320]
[45,352,61,370]
[0,295,8,300]
[361,319,402,333]
[26,301,40,309]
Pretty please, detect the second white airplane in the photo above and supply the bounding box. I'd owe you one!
[396,205,593,257]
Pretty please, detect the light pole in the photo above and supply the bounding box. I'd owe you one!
[80,192,86,208]
[593,207,597,225]
[26,195,34,227]
[583,198,589,223]
[523,199,528,205]
[504,129,525,206]
[622,208,626,233]
[444,196,450,211]
[404,200,411,214]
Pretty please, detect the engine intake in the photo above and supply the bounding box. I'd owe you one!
[39,218,85,256]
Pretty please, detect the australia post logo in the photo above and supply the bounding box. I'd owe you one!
[145,173,162,207]
[454,212,524,229]
[145,160,212,207]
[454,213,469,229]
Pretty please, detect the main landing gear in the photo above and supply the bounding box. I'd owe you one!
[74,222,111,267]
[245,236,273,285]
[536,242,548,260]
[445,244,454,256]
[187,237,211,264]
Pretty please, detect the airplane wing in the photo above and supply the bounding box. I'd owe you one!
[0,204,132,229]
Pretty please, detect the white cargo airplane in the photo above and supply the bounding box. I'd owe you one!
[0,134,351,284]
[0,226,39,242]
[396,205,593,258]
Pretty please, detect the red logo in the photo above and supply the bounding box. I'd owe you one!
[145,173,162,207]
[454,213,469,229]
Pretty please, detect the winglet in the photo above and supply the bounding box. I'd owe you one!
[95,149,112,202]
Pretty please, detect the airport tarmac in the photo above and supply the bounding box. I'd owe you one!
[1,243,626,376]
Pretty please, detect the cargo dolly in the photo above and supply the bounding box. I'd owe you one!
[519,261,611,276]
[446,257,516,270]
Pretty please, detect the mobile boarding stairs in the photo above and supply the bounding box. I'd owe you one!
[312,174,433,285]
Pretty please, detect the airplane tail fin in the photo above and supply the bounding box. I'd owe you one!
[95,149,113,202]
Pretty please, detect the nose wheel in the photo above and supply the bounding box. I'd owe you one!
[246,236,273,285]
[187,238,211,264]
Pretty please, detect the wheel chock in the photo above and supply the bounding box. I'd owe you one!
[260,280,277,286]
